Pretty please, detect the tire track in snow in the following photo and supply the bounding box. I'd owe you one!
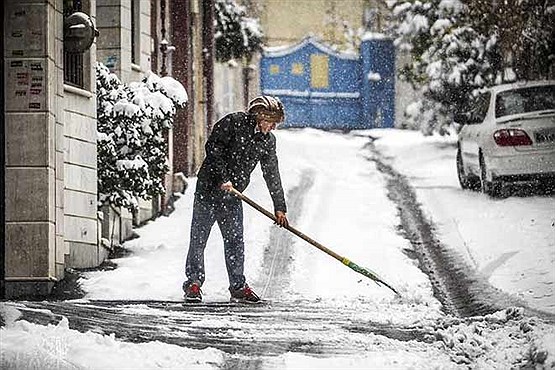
[257,169,315,300]
[364,139,555,322]
[6,145,553,367]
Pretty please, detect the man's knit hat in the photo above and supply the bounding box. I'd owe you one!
[247,95,285,123]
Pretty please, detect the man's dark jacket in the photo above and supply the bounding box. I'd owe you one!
[195,112,287,213]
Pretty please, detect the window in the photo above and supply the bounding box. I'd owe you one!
[63,0,84,88]
[475,92,491,122]
[468,92,490,124]
[495,85,555,118]
[131,0,140,65]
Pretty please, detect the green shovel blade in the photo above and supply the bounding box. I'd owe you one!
[342,258,400,296]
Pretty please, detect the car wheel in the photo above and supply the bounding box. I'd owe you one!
[480,154,502,197]
[457,148,479,190]
[457,148,471,189]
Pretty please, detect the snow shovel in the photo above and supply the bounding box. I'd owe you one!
[229,187,400,296]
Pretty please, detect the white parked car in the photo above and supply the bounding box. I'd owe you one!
[456,80,555,196]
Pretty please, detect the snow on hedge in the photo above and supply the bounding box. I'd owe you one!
[96,63,187,212]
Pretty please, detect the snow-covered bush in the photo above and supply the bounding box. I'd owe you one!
[401,98,452,136]
[96,63,187,212]
[214,0,263,62]
[389,0,496,134]
[388,0,554,135]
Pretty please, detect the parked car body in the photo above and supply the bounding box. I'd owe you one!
[456,80,555,196]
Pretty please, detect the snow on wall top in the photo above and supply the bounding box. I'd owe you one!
[361,32,390,41]
[263,36,358,60]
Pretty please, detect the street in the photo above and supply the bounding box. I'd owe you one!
[3,0,555,368]
[2,128,554,369]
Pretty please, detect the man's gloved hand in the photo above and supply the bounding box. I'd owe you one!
[275,211,289,228]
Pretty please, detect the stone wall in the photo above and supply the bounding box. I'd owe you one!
[214,61,245,120]
[63,86,102,269]
[4,0,72,297]
[255,0,366,47]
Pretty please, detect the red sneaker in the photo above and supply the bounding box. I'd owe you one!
[184,282,202,303]
[229,284,260,303]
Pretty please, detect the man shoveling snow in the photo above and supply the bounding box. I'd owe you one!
[183,95,289,304]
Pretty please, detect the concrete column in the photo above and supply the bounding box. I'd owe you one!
[360,37,396,128]
[202,0,215,134]
[191,0,206,174]
[4,1,60,297]
[171,0,192,175]
[1,1,5,298]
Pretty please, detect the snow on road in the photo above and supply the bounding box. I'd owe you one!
[2,128,554,369]
[77,129,443,325]
[369,129,555,315]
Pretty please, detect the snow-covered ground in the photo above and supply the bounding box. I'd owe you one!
[2,128,554,369]
[368,129,555,315]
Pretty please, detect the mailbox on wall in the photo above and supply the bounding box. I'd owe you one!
[64,12,99,53]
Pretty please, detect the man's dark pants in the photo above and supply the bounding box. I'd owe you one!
[185,193,246,291]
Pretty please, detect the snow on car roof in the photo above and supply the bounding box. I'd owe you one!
[471,79,554,97]
[489,79,555,94]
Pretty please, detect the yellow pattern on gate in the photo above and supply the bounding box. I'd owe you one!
[269,64,280,75]
[291,62,304,75]
[310,54,329,88]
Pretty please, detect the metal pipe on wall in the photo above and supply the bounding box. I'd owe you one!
[171,0,193,176]
[202,0,215,134]
[1,0,6,298]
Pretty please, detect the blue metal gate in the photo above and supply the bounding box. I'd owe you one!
[260,36,395,130]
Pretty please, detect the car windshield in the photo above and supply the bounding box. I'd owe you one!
[495,85,555,118]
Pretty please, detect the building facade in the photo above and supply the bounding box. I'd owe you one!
[2,0,214,299]
[246,0,393,48]
[3,0,100,298]
[169,0,215,178]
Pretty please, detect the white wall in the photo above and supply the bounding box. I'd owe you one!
[214,60,246,120]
